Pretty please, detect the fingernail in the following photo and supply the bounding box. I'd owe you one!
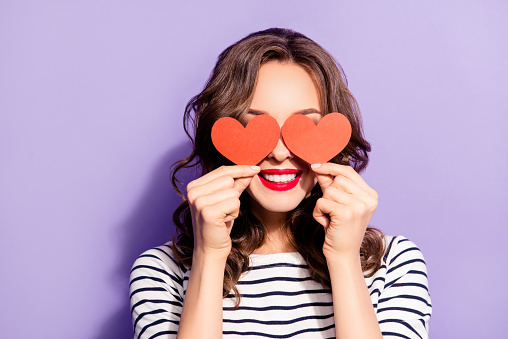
[250,165,261,171]
[311,163,322,169]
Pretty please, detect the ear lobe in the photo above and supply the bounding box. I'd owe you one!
[281,113,352,164]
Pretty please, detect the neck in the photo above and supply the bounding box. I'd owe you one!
[249,200,296,254]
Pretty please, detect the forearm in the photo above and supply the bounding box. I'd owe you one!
[326,253,382,339]
[177,250,227,339]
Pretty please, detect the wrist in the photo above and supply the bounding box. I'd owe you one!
[193,247,230,266]
[325,252,365,284]
[324,250,362,267]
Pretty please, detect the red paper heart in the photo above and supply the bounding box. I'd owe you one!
[211,115,280,165]
[281,112,352,164]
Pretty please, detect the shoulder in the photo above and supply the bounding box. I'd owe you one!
[381,235,429,292]
[130,243,187,337]
[382,235,427,269]
[130,241,189,286]
[371,236,432,337]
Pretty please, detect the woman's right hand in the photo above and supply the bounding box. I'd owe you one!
[186,165,260,258]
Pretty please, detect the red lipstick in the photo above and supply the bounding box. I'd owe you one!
[258,169,301,191]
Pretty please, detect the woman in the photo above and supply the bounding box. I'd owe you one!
[130,28,432,338]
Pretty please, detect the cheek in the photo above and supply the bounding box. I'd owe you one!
[245,175,258,194]
[303,171,318,195]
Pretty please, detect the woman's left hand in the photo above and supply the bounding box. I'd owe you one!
[311,163,378,259]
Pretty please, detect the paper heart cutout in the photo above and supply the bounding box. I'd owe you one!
[211,115,280,165]
[281,112,351,164]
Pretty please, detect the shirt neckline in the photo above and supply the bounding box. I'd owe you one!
[248,251,305,265]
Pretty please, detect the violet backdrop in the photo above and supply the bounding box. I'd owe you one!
[1,1,507,338]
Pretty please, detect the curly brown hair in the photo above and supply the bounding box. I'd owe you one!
[170,28,384,307]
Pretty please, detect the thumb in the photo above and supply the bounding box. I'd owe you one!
[314,172,334,192]
[313,198,331,228]
[233,175,256,194]
[311,164,333,191]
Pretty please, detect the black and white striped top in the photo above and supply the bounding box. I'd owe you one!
[130,235,432,338]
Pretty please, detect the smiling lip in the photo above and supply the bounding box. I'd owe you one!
[258,168,301,191]
[260,169,299,175]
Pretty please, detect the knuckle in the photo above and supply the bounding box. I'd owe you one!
[369,198,378,210]
[343,208,354,219]
[232,198,241,209]
[218,165,228,173]
[372,190,379,200]
[324,187,338,200]
[227,188,241,198]
[193,196,204,209]
[355,201,368,213]
[224,197,240,214]
[223,175,235,187]
[316,197,326,208]
[186,187,196,202]
[346,165,356,173]
[200,206,215,221]
[235,179,248,191]
[334,176,346,186]
[186,181,195,195]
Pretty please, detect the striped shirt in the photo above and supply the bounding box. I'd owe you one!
[130,235,432,338]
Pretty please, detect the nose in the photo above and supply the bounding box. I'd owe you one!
[268,134,293,162]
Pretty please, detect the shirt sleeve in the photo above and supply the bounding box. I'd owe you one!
[377,236,432,339]
[129,243,187,339]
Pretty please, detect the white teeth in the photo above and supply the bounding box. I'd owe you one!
[262,173,297,183]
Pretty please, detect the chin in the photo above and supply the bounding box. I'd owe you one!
[245,174,314,215]
[252,196,304,213]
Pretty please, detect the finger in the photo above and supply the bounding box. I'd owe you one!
[233,175,256,194]
[192,188,240,211]
[314,171,334,191]
[328,175,379,207]
[187,175,236,202]
[208,197,242,231]
[191,173,255,197]
[313,197,341,228]
[315,170,364,198]
[328,174,366,196]
[223,202,241,227]
[322,186,358,205]
[187,167,260,201]
[314,197,354,226]
[187,165,260,191]
[322,186,378,214]
[201,196,240,224]
[311,163,376,197]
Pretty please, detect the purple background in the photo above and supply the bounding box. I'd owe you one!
[1,1,507,338]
